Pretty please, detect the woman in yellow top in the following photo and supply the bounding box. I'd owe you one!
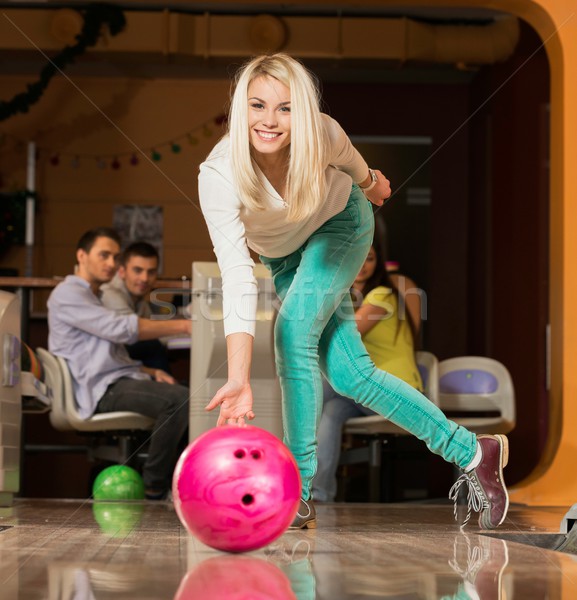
[313,227,423,502]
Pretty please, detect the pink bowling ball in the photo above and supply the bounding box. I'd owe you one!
[172,425,301,553]
[174,556,296,600]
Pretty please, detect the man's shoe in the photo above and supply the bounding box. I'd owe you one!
[449,434,509,529]
[289,498,316,530]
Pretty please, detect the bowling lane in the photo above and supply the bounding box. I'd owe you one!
[0,499,576,599]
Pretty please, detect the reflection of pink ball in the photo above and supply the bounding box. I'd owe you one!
[173,425,301,553]
[174,556,296,600]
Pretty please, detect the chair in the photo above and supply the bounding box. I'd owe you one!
[438,356,516,434]
[416,350,439,405]
[339,351,439,502]
[36,348,154,463]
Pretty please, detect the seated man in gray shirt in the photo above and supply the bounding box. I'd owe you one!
[101,241,170,373]
[47,227,190,500]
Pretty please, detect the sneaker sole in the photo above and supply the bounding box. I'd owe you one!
[479,434,509,529]
[499,433,510,467]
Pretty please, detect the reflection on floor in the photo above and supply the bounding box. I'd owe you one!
[0,499,576,599]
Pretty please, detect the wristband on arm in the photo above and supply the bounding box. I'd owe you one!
[359,169,377,193]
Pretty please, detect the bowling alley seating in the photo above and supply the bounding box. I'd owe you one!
[339,351,440,502]
[36,348,154,464]
[20,340,51,414]
[188,261,283,441]
[437,356,516,435]
[339,353,516,501]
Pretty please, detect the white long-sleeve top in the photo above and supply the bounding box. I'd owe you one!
[198,113,369,337]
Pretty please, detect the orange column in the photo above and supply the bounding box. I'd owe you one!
[408,0,577,505]
[504,0,577,506]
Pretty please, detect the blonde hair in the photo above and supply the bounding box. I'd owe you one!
[228,53,327,222]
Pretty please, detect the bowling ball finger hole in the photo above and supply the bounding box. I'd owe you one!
[250,450,262,460]
[242,494,255,505]
[234,449,246,459]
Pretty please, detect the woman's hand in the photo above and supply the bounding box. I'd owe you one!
[364,169,392,207]
[205,379,255,426]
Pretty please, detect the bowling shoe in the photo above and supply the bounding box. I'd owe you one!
[289,498,316,530]
[449,534,509,599]
[449,434,509,529]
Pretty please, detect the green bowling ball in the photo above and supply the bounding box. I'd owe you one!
[93,502,144,537]
[92,465,145,500]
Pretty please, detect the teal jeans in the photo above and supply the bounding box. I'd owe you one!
[260,186,476,499]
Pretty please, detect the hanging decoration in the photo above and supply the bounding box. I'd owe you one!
[0,113,227,170]
[0,4,126,123]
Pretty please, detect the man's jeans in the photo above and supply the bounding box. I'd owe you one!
[261,186,476,500]
[96,377,189,491]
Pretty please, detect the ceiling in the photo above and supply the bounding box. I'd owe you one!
[1,1,510,24]
[0,2,516,82]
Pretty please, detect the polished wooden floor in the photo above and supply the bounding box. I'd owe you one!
[0,499,575,599]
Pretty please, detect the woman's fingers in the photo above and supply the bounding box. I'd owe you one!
[205,393,223,411]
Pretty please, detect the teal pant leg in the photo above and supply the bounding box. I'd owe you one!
[261,187,476,499]
[318,294,476,470]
